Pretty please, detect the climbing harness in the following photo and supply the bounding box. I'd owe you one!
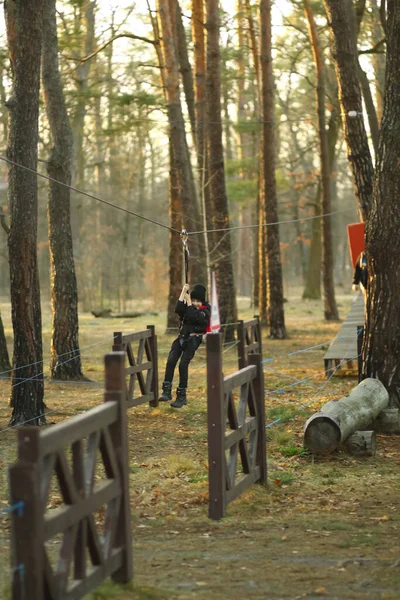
[180,228,189,284]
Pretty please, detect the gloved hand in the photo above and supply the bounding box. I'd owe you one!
[352,284,359,292]
[179,283,190,302]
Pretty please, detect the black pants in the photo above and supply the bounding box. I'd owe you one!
[164,336,202,389]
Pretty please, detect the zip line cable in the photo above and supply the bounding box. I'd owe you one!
[0,155,354,239]
[0,155,179,234]
[188,208,353,236]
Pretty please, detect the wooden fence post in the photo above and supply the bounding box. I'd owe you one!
[207,333,226,520]
[9,428,43,600]
[255,315,263,359]
[104,352,133,583]
[357,326,364,383]
[237,320,246,370]
[147,325,159,407]
[248,353,267,485]
[112,331,124,352]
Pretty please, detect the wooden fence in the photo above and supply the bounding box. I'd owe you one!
[9,352,133,600]
[113,325,158,408]
[207,333,267,520]
[237,316,262,370]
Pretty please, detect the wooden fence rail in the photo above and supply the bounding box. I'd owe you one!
[237,316,262,370]
[207,333,267,520]
[113,325,158,408]
[9,352,133,600]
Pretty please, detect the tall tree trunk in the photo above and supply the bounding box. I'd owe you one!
[0,313,11,376]
[371,0,385,122]
[236,0,247,165]
[363,1,400,406]
[303,106,340,300]
[259,0,286,338]
[206,0,237,339]
[324,0,374,221]
[244,0,261,311]
[257,188,267,324]
[70,0,96,259]
[42,0,83,380]
[148,4,180,328]
[304,0,339,321]
[192,0,212,284]
[175,0,196,146]
[0,57,11,375]
[159,0,206,290]
[5,0,45,425]
[359,67,379,155]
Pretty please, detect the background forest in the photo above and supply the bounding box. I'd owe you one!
[1,0,379,313]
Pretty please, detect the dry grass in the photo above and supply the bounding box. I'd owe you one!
[1,290,400,599]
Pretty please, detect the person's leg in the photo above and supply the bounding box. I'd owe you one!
[159,338,182,401]
[171,337,201,408]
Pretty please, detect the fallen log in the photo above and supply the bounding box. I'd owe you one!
[304,378,388,455]
[371,408,400,434]
[91,309,159,318]
[343,430,376,457]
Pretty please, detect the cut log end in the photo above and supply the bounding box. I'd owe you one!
[304,414,341,455]
[343,430,376,456]
[372,409,400,434]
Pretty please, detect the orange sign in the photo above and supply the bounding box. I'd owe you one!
[347,223,365,268]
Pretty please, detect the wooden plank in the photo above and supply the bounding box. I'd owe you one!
[207,334,226,520]
[243,318,258,328]
[9,460,44,600]
[147,325,159,406]
[126,393,154,409]
[224,418,257,449]
[249,353,267,485]
[40,404,118,456]
[120,330,151,344]
[225,468,260,504]
[44,480,121,540]
[104,352,134,584]
[125,362,152,376]
[223,365,256,394]
[246,342,259,354]
[65,549,123,600]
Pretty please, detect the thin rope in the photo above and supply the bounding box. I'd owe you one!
[0,155,179,234]
[188,208,353,236]
[0,156,355,238]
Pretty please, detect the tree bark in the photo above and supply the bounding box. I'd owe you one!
[259,0,286,338]
[175,0,197,146]
[324,0,374,221]
[363,1,400,407]
[343,430,376,456]
[5,0,45,425]
[304,0,339,321]
[158,0,206,290]
[192,0,212,287]
[206,0,238,339]
[42,0,83,380]
[371,0,385,122]
[0,313,11,375]
[70,0,96,259]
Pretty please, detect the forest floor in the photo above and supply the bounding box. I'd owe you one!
[0,289,400,600]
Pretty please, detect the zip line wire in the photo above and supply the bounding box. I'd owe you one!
[0,155,180,234]
[0,154,354,238]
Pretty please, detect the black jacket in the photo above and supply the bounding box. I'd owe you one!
[353,255,368,288]
[175,300,211,338]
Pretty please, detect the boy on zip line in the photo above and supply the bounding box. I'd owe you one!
[159,283,211,408]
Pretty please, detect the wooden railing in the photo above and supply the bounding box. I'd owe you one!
[207,333,267,520]
[9,352,133,600]
[113,325,158,408]
[237,316,262,370]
